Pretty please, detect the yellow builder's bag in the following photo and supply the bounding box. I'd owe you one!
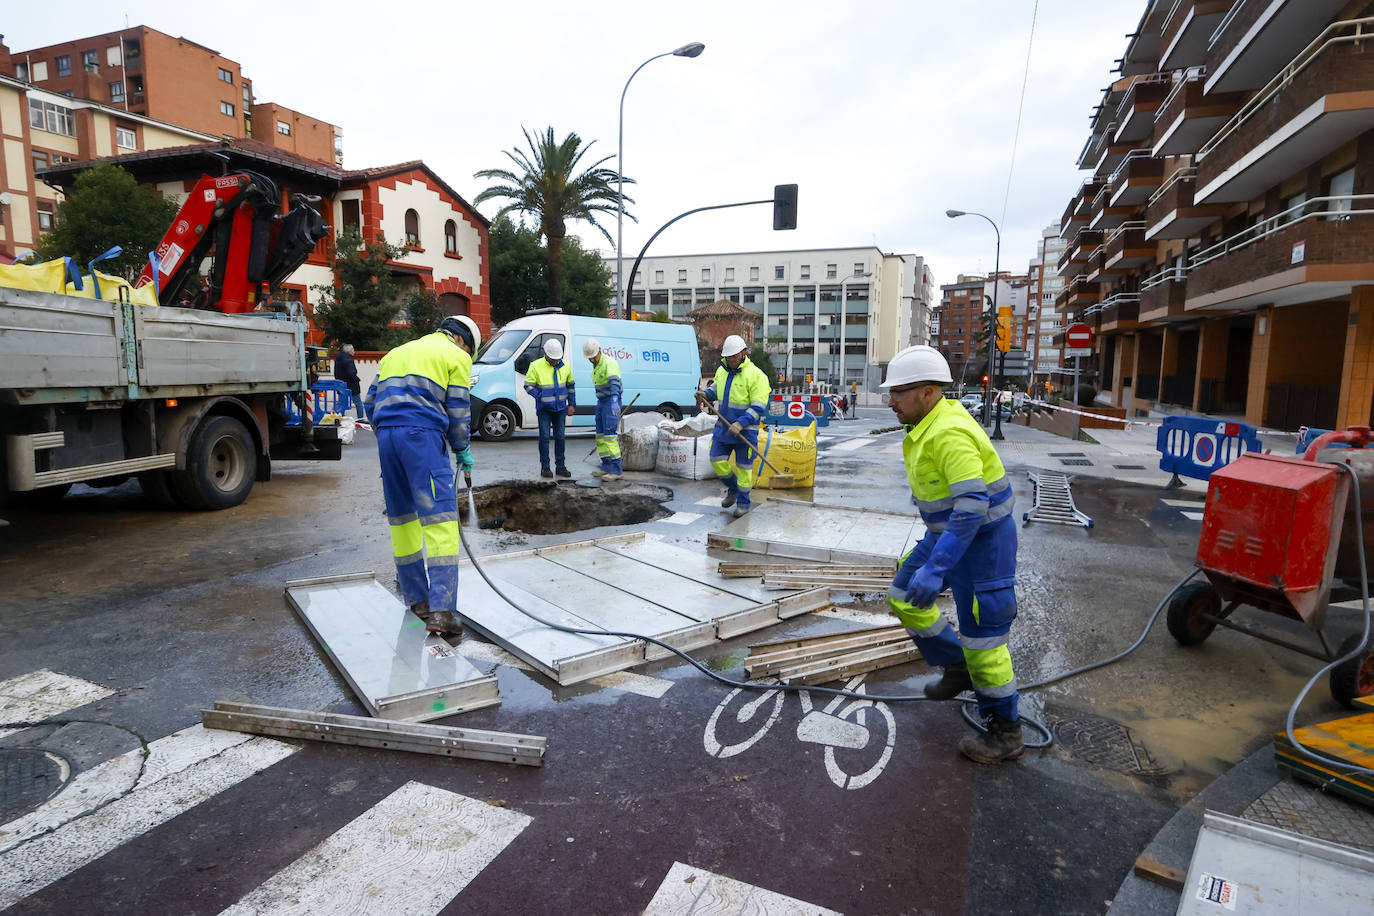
[749,421,817,488]
[0,256,159,307]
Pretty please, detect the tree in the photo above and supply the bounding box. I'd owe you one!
[474,126,629,309]
[34,164,180,281]
[312,228,420,349]
[487,214,614,325]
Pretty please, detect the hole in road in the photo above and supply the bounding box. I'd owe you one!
[469,480,673,534]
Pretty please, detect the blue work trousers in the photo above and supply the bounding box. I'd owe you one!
[537,409,567,470]
[376,426,460,613]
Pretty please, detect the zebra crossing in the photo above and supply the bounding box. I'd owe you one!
[0,667,829,914]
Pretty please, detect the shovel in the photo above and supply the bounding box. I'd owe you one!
[582,392,641,463]
[698,399,794,488]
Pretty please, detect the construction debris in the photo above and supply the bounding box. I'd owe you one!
[202,701,546,766]
[745,625,918,685]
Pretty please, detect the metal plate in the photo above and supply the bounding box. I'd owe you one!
[708,498,926,564]
[0,289,125,391]
[135,305,302,388]
[284,573,499,722]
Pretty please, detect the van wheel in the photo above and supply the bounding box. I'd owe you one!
[655,403,682,421]
[480,403,516,441]
[171,416,256,510]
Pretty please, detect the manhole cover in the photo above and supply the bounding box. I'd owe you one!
[470,480,672,534]
[1060,459,1093,467]
[1052,714,1171,777]
[1,746,71,822]
[1114,464,1147,470]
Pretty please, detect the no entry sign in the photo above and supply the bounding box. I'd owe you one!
[787,401,806,419]
[1066,323,1093,347]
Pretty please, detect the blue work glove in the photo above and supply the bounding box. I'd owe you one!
[455,447,475,473]
[905,565,944,608]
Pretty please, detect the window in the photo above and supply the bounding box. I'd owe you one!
[701,267,711,282]
[123,38,140,60]
[444,219,458,254]
[106,45,121,66]
[116,126,136,149]
[32,61,48,81]
[774,265,785,280]
[404,209,420,245]
[341,199,361,233]
[826,263,837,278]
[83,50,99,73]
[37,208,55,231]
[31,151,48,171]
[220,101,235,117]
[725,267,735,282]
[654,269,664,284]
[853,263,865,276]
[277,120,291,136]
[55,55,71,77]
[677,269,687,282]
[218,67,233,83]
[28,99,76,137]
[109,81,124,103]
[1327,166,1355,219]
[15,62,28,81]
[800,264,810,279]
[749,266,760,281]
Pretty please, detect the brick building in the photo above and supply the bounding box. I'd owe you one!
[935,276,988,387]
[1056,0,1374,430]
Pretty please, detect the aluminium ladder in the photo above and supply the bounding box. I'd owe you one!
[1022,470,1093,528]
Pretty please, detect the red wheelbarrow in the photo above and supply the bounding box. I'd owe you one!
[1166,427,1374,707]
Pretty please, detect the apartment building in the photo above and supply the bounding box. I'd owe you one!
[936,276,988,387]
[607,247,921,390]
[35,139,491,339]
[895,255,937,350]
[1029,224,1067,384]
[1,29,339,166]
[1057,0,1373,430]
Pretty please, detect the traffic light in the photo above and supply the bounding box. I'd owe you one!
[982,375,989,385]
[773,184,798,231]
[996,306,1012,353]
[805,374,812,384]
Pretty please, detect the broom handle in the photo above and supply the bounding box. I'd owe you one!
[700,399,785,476]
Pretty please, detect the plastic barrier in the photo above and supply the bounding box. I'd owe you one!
[1295,426,1374,453]
[285,380,360,426]
[767,393,831,428]
[1156,416,1260,482]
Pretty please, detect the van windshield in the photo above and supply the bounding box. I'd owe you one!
[476,329,531,365]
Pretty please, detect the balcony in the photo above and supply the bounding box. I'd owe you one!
[1079,126,1118,170]
[1084,248,1106,284]
[1161,1,1232,70]
[1066,277,1102,310]
[1152,69,1241,156]
[1086,292,1142,333]
[1196,20,1374,204]
[1114,74,1172,144]
[1120,2,1170,76]
[1103,222,1154,270]
[1205,0,1350,94]
[1059,229,1102,280]
[1185,195,1374,310]
[1139,265,1189,322]
[1060,180,1100,237]
[1108,152,1165,208]
[1145,167,1227,239]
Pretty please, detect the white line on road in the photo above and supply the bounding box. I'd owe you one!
[0,726,297,908]
[219,781,531,916]
[1181,510,1206,521]
[643,862,841,915]
[0,669,114,723]
[695,496,725,507]
[826,438,872,452]
[661,511,703,525]
[1160,499,1206,508]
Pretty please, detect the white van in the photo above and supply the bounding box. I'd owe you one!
[469,310,702,440]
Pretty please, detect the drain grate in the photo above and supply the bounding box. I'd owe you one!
[1114,464,1147,470]
[1052,714,1172,777]
[1048,452,1086,457]
[1,746,71,822]
[1059,458,1092,467]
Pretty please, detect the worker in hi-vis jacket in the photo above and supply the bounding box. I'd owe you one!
[695,334,770,518]
[583,338,623,480]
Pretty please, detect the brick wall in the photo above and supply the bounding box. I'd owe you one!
[1188,217,1374,297]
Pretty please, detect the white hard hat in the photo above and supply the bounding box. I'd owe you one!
[881,345,952,387]
[543,338,563,361]
[721,335,748,358]
[439,315,482,353]
[582,338,601,358]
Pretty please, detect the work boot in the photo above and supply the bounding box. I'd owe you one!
[958,714,1025,764]
[425,611,463,637]
[732,504,749,518]
[408,600,431,623]
[540,467,554,479]
[923,662,974,700]
[555,467,571,479]
[592,468,607,479]
[602,471,622,481]
[721,490,738,508]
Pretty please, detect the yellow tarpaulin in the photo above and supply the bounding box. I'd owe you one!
[0,258,159,307]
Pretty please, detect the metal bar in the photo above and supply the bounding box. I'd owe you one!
[202,701,545,766]
[1205,615,1332,661]
[778,644,922,686]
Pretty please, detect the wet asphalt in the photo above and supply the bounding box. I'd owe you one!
[0,408,1358,915]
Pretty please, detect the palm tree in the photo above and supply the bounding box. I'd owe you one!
[474,127,631,309]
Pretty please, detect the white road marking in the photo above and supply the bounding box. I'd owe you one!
[827,438,872,452]
[0,724,257,854]
[644,862,842,915]
[1161,499,1206,508]
[587,670,674,698]
[661,511,703,525]
[0,727,297,908]
[219,781,531,916]
[695,496,725,507]
[0,669,114,723]
[1181,510,1206,521]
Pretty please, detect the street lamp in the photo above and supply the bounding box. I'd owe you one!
[946,209,1004,440]
[615,41,705,319]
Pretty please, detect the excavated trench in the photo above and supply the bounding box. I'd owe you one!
[466,480,673,534]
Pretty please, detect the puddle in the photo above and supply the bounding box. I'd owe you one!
[469,480,672,534]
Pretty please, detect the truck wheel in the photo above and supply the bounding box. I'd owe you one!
[480,404,516,442]
[139,471,183,509]
[1166,581,1220,646]
[655,403,682,421]
[172,416,257,510]
[1330,634,1374,709]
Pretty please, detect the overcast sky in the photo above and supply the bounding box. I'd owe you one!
[8,0,1143,289]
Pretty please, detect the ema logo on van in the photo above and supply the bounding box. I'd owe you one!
[642,349,670,363]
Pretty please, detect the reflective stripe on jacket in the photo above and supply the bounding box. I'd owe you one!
[592,355,622,402]
[364,332,472,453]
[902,397,1013,535]
[704,357,770,431]
[524,357,576,412]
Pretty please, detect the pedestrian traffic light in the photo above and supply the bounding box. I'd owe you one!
[773,184,798,231]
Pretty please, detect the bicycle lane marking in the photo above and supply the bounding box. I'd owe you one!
[703,688,785,759]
